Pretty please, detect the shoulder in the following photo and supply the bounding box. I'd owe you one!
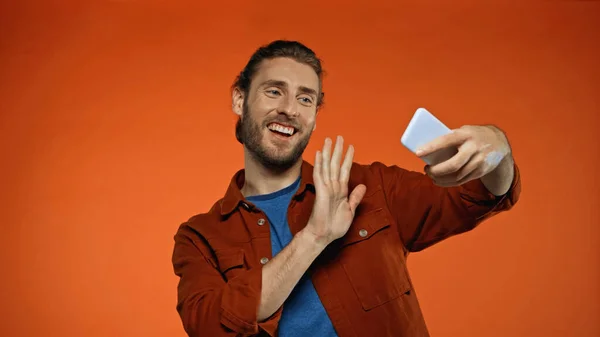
[173,198,227,242]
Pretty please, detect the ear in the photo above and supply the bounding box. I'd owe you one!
[232,87,244,116]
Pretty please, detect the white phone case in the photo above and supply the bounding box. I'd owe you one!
[400,107,457,166]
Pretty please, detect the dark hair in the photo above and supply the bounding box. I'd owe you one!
[232,40,325,106]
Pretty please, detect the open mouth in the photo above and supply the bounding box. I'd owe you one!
[267,122,296,138]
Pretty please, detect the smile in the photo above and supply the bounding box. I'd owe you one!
[267,122,296,137]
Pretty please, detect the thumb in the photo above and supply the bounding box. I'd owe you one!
[348,184,367,214]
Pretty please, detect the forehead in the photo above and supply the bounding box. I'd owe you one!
[251,57,319,92]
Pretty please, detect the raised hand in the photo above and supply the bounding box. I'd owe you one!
[305,136,367,246]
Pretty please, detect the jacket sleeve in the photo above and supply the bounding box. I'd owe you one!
[371,160,522,253]
[172,227,282,337]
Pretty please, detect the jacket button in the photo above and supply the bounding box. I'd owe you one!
[359,229,368,237]
[257,218,266,226]
[260,257,269,264]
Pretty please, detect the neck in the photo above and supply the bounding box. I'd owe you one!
[240,149,303,198]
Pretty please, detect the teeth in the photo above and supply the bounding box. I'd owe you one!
[268,123,295,135]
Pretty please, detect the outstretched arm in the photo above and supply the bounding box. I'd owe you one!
[373,124,522,252]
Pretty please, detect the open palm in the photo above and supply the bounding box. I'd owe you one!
[306,136,367,245]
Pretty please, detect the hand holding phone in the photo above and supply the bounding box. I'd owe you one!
[400,107,457,166]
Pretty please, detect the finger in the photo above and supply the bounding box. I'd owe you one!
[429,152,483,187]
[416,130,469,157]
[455,159,487,186]
[348,184,367,215]
[454,149,502,184]
[313,150,322,185]
[339,144,354,184]
[321,138,332,182]
[427,141,477,177]
[330,136,344,181]
[455,153,484,182]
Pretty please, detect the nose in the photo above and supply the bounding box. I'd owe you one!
[277,95,298,117]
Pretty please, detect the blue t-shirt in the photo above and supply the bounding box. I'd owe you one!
[246,177,338,337]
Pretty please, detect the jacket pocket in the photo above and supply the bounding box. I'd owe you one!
[215,249,246,281]
[339,207,412,311]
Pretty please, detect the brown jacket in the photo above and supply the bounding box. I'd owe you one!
[171,160,522,337]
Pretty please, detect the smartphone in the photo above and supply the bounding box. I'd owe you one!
[400,107,457,166]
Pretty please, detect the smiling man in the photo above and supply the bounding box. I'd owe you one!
[171,40,522,337]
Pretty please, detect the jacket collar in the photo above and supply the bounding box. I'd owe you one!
[219,160,315,216]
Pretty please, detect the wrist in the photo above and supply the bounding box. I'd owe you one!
[297,228,329,252]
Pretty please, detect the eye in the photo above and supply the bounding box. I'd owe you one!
[299,96,314,106]
[265,88,282,97]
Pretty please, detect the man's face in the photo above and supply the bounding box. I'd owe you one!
[234,57,320,171]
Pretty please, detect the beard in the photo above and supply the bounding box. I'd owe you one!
[236,99,312,173]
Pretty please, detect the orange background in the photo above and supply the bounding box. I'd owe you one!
[1,1,598,337]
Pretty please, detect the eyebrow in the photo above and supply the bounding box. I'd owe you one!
[260,79,318,97]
